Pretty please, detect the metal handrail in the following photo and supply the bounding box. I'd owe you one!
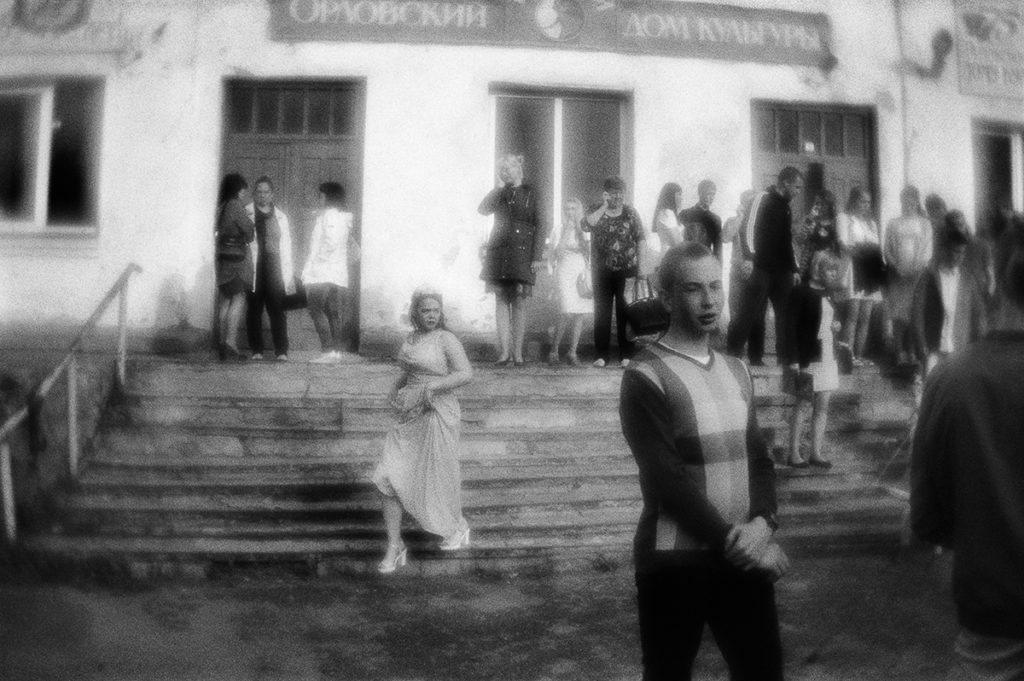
[0,262,142,544]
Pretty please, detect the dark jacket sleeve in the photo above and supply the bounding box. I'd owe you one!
[746,396,777,523]
[785,286,822,369]
[620,369,732,550]
[910,364,956,547]
[224,199,255,243]
[477,187,504,216]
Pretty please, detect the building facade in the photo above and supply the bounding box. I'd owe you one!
[1,0,1022,354]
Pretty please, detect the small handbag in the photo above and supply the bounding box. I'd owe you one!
[624,276,669,336]
[576,269,593,299]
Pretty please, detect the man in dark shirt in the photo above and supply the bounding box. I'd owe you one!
[679,179,723,260]
[726,166,803,365]
[621,242,787,681]
[912,216,1024,679]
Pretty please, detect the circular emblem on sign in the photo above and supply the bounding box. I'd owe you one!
[534,0,585,42]
[15,0,90,34]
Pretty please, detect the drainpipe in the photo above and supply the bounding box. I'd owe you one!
[893,0,911,187]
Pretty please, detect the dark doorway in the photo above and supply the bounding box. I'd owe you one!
[222,80,365,353]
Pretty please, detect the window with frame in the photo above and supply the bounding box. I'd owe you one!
[0,79,103,232]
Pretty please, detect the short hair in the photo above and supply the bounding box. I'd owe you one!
[409,288,447,332]
[697,179,716,195]
[924,193,947,216]
[995,214,1024,309]
[604,176,627,192]
[900,185,923,215]
[777,166,803,184]
[941,210,971,247]
[319,181,346,208]
[217,173,247,204]
[845,186,870,213]
[254,175,274,191]
[658,242,716,294]
[498,153,524,169]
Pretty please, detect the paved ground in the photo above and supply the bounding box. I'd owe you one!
[1,548,958,681]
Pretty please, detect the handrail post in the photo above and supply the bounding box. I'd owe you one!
[117,284,129,390]
[1,442,15,543]
[67,352,80,479]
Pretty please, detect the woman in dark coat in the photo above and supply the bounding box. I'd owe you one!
[215,173,255,360]
[478,154,546,366]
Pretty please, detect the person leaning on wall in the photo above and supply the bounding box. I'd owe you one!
[214,172,255,361]
[478,153,547,367]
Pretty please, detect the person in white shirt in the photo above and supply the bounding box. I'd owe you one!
[837,187,883,367]
[245,176,296,361]
[302,181,359,363]
[651,182,684,256]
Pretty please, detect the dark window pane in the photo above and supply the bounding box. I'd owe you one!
[824,114,843,156]
[256,89,278,134]
[756,108,775,152]
[495,96,554,219]
[332,89,354,135]
[0,94,38,221]
[308,90,330,134]
[228,86,253,134]
[47,81,101,224]
[778,109,798,154]
[845,115,865,157]
[562,98,620,208]
[282,89,304,134]
[799,112,820,155]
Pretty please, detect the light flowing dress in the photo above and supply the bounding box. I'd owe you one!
[551,220,592,314]
[372,329,468,538]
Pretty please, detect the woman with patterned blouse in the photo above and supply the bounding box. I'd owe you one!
[582,176,646,368]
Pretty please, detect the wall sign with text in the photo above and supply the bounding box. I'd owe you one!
[270,0,834,68]
[956,0,1024,99]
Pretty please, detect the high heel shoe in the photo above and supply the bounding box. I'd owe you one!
[378,544,408,574]
[440,527,470,551]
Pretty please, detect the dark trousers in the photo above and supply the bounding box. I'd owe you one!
[593,267,635,362]
[246,259,288,356]
[636,565,783,681]
[727,268,793,364]
[729,270,765,364]
[307,283,347,352]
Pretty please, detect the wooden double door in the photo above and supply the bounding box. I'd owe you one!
[222,81,364,352]
[752,101,876,223]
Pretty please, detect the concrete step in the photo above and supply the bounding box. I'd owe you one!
[91,426,633,462]
[55,487,901,537]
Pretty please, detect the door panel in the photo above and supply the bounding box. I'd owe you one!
[222,81,364,352]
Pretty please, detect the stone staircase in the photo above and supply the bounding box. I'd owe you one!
[20,356,915,577]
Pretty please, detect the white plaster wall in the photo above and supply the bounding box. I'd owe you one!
[2,0,1017,343]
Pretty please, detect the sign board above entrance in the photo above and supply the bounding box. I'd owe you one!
[955,0,1024,100]
[270,0,833,68]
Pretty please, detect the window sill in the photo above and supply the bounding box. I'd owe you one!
[0,229,100,258]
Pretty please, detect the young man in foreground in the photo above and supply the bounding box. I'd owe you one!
[620,242,788,680]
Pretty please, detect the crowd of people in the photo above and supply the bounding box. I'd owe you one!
[213,173,358,363]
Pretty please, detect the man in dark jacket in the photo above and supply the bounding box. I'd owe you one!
[726,167,803,365]
[679,179,723,259]
[912,215,1024,680]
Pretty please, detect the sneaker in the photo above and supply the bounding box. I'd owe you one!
[619,359,631,368]
[250,353,263,361]
[276,354,288,361]
[311,352,336,364]
[592,358,607,368]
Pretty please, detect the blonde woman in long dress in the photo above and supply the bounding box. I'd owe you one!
[373,288,473,574]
